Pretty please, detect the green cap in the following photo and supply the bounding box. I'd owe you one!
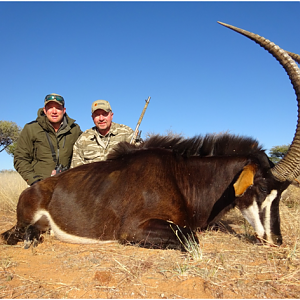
[91,100,112,113]
[44,93,65,107]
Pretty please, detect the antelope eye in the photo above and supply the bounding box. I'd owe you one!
[259,186,268,193]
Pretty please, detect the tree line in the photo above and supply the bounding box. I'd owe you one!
[0,120,289,164]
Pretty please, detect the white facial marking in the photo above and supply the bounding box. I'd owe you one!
[240,190,278,243]
[32,209,117,245]
[240,199,265,239]
[261,190,278,243]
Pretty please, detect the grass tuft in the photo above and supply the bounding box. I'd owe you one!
[172,225,203,261]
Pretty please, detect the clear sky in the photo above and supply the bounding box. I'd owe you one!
[0,1,299,171]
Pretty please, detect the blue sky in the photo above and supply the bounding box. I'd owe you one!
[0,1,300,171]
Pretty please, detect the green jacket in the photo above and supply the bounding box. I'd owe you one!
[14,108,82,185]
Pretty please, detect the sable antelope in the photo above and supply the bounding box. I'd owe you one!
[2,22,300,250]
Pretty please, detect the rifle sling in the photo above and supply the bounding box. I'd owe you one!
[45,131,59,165]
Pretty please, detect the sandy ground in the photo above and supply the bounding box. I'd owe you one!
[1,207,300,299]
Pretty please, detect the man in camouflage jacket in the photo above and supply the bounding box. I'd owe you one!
[70,100,134,167]
[14,93,82,185]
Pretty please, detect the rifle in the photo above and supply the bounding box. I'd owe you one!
[130,96,151,144]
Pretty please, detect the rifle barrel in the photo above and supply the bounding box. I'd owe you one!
[130,96,151,144]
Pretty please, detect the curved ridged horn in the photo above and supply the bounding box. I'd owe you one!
[218,21,300,182]
[285,51,300,64]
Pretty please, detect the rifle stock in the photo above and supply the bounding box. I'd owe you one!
[130,96,151,144]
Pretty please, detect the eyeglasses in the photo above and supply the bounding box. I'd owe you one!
[45,95,64,103]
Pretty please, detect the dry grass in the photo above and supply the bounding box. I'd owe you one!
[0,171,300,298]
[0,171,27,213]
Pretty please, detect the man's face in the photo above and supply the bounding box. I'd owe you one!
[43,101,66,125]
[92,109,113,135]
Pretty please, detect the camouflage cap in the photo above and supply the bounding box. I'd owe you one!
[91,100,112,113]
[44,93,65,107]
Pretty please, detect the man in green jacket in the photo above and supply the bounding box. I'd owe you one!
[14,93,82,185]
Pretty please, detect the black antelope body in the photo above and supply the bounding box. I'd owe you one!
[2,22,300,250]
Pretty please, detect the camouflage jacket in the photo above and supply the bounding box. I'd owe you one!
[70,122,134,168]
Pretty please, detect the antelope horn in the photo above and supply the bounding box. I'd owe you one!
[218,21,300,182]
[285,51,300,64]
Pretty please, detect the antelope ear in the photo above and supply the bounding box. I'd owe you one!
[234,164,257,197]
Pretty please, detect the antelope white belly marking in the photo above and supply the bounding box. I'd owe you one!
[32,209,116,245]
